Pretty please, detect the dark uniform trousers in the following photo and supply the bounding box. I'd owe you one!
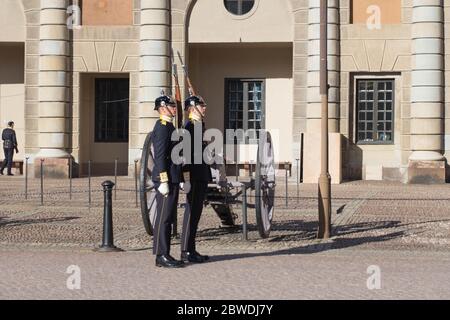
[1,148,14,174]
[150,118,182,256]
[153,183,180,256]
[180,119,211,253]
[181,181,208,253]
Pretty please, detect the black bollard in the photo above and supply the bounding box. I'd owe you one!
[95,180,123,252]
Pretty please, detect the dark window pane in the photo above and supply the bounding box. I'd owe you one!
[386,122,392,131]
[378,82,385,90]
[386,112,392,121]
[367,92,374,101]
[358,132,366,141]
[386,92,393,101]
[358,122,365,130]
[367,122,373,131]
[378,112,384,120]
[241,1,254,14]
[386,102,392,110]
[377,122,384,130]
[359,91,365,101]
[224,0,238,14]
[367,112,373,121]
[95,78,129,143]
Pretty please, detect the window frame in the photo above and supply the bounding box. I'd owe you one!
[355,78,395,145]
[94,78,130,143]
[224,78,266,145]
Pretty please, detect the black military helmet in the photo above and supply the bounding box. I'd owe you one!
[184,95,207,111]
[154,95,176,110]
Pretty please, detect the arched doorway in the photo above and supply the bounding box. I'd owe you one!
[0,0,26,167]
[185,0,294,166]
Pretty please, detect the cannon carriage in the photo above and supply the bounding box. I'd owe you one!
[139,128,276,240]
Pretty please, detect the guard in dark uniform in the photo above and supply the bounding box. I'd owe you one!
[1,121,18,176]
[151,94,184,268]
[180,96,211,263]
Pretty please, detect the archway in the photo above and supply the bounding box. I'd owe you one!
[0,0,26,168]
[184,0,295,166]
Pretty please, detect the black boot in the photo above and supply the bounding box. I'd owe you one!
[155,254,185,268]
[181,251,209,263]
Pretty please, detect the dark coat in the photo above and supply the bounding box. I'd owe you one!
[151,119,182,184]
[2,128,17,150]
[182,120,212,182]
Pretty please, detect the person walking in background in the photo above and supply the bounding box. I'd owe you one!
[1,121,19,176]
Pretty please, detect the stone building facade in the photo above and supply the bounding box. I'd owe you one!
[0,0,449,183]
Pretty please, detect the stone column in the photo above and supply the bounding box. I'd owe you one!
[306,0,340,134]
[35,0,70,177]
[304,0,342,183]
[139,0,171,148]
[409,0,445,183]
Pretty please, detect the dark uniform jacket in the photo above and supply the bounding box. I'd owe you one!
[151,119,182,184]
[2,128,17,150]
[182,119,212,182]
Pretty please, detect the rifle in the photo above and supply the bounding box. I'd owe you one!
[177,51,197,96]
[171,50,183,129]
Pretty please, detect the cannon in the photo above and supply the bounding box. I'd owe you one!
[139,130,276,239]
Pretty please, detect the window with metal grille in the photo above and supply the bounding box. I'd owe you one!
[225,79,265,144]
[356,79,394,144]
[224,0,255,15]
[95,78,129,143]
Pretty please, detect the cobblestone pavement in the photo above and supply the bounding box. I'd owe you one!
[0,247,449,299]
[0,176,450,299]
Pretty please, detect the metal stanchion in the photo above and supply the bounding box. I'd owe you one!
[40,159,44,206]
[94,180,123,252]
[235,161,239,182]
[285,162,289,208]
[69,157,73,200]
[296,158,300,204]
[242,186,248,241]
[88,160,91,206]
[134,159,138,208]
[25,157,29,200]
[114,158,118,200]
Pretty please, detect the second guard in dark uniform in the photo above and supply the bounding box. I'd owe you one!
[151,94,184,268]
[180,96,212,263]
[1,121,19,176]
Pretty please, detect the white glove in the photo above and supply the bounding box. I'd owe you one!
[158,182,169,197]
[180,181,191,194]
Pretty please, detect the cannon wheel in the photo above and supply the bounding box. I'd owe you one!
[255,130,276,238]
[139,131,157,236]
